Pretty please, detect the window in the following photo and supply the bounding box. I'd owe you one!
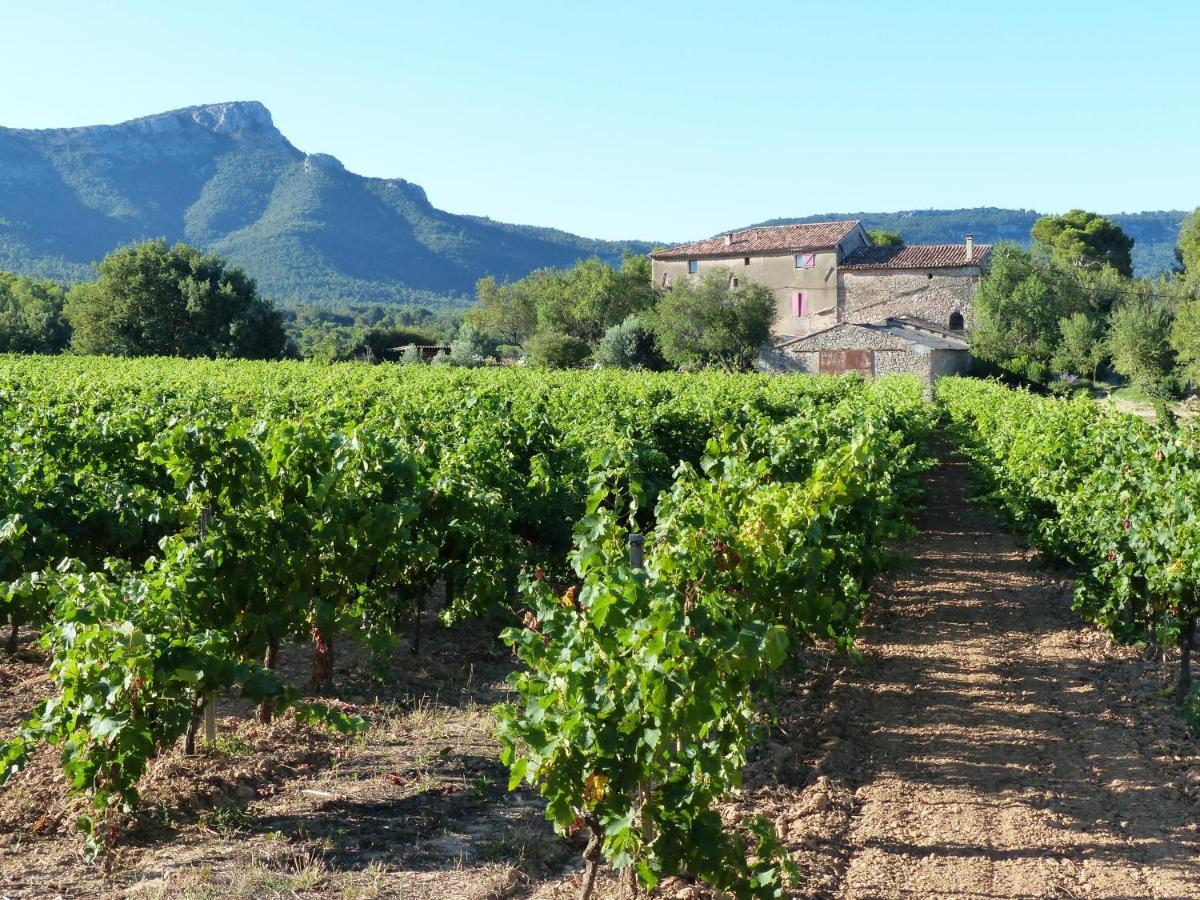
[661,273,669,288]
[744,257,751,266]
[730,277,739,288]
[795,253,816,269]
[688,259,698,274]
[791,291,808,317]
[948,311,965,331]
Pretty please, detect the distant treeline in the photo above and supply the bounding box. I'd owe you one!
[0,239,461,362]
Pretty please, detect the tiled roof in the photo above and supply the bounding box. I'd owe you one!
[873,319,970,350]
[650,220,861,260]
[840,243,991,270]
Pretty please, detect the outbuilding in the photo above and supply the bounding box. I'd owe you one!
[762,317,970,391]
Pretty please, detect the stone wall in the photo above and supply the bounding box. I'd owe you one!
[761,324,932,380]
[930,348,972,378]
[777,323,913,352]
[759,321,971,393]
[768,348,934,385]
[759,346,969,395]
[839,266,981,330]
[756,346,809,373]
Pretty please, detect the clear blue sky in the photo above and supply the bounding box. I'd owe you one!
[3,1,1197,242]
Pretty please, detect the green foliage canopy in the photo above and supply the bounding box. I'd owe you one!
[441,322,499,367]
[524,330,592,369]
[1106,298,1174,391]
[969,244,1087,383]
[650,269,776,372]
[1051,311,1104,380]
[1031,209,1135,277]
[66,240,286,359]
[1176,208,1200,277]
[595,314,665,370]
[867,229,905,247]
[1169,297,1200,386]
[466,276,538,345]
[466,253,657,347]
[0,272,70,354]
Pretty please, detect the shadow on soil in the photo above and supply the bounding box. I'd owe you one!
[820,444,1200,885]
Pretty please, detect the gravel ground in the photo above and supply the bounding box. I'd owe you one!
[792,443,1200,899]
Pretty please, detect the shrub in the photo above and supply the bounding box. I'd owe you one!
[525,330,591,369]
[441,323,498,367]
[595,315,665,370]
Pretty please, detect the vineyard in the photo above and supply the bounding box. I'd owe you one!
[3,363,1199,898]
[938,378,1200,711]
[0,358,933,897]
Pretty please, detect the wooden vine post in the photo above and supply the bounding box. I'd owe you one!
[1177,615,1197,706]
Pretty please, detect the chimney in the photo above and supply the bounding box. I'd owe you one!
[724,232,734,247]
[964,234,974,262]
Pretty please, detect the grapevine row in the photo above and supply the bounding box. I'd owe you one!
[497,379,933,895]
[938,377,1200,705]
[0,358,931,890]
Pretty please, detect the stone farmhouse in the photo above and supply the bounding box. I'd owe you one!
[649,220,991,385]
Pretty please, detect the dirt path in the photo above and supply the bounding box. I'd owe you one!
[810,444,1200,899]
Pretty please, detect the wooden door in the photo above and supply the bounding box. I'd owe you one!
[818,349,874,377]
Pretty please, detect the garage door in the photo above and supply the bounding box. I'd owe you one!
[818,349,874,377]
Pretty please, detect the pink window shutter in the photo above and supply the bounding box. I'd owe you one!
[804,253,816,268]
[792,291,807,316]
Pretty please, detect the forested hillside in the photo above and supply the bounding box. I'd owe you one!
[0,102,653,306]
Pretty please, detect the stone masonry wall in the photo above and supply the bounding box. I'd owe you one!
[774,348,933,381]
[778,323,913,352]
[930,348,973,378]
[839,266,981,330]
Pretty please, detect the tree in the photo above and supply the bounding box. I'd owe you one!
[650,269,776,371]
[1031,209,1134,277]
[1176,208,1200,277]
[465,254,657,348]
[0,272,71,353]
[1169,297,1200,386]
[1107,299,1173,391]
[534,254,658,343]
[525,331,590,369]
[970,244,1086,383]
[465,276,537,346]
[525,330,592,369]
[394,343,427,366]
[1051,312,1104,380]
[595,315,666,370]
[867,230,904,247]
[66,240,286,358]
[438,322,498,367]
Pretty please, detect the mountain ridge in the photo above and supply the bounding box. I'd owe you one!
[0,102,1188,304]
[0,101,655,305]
